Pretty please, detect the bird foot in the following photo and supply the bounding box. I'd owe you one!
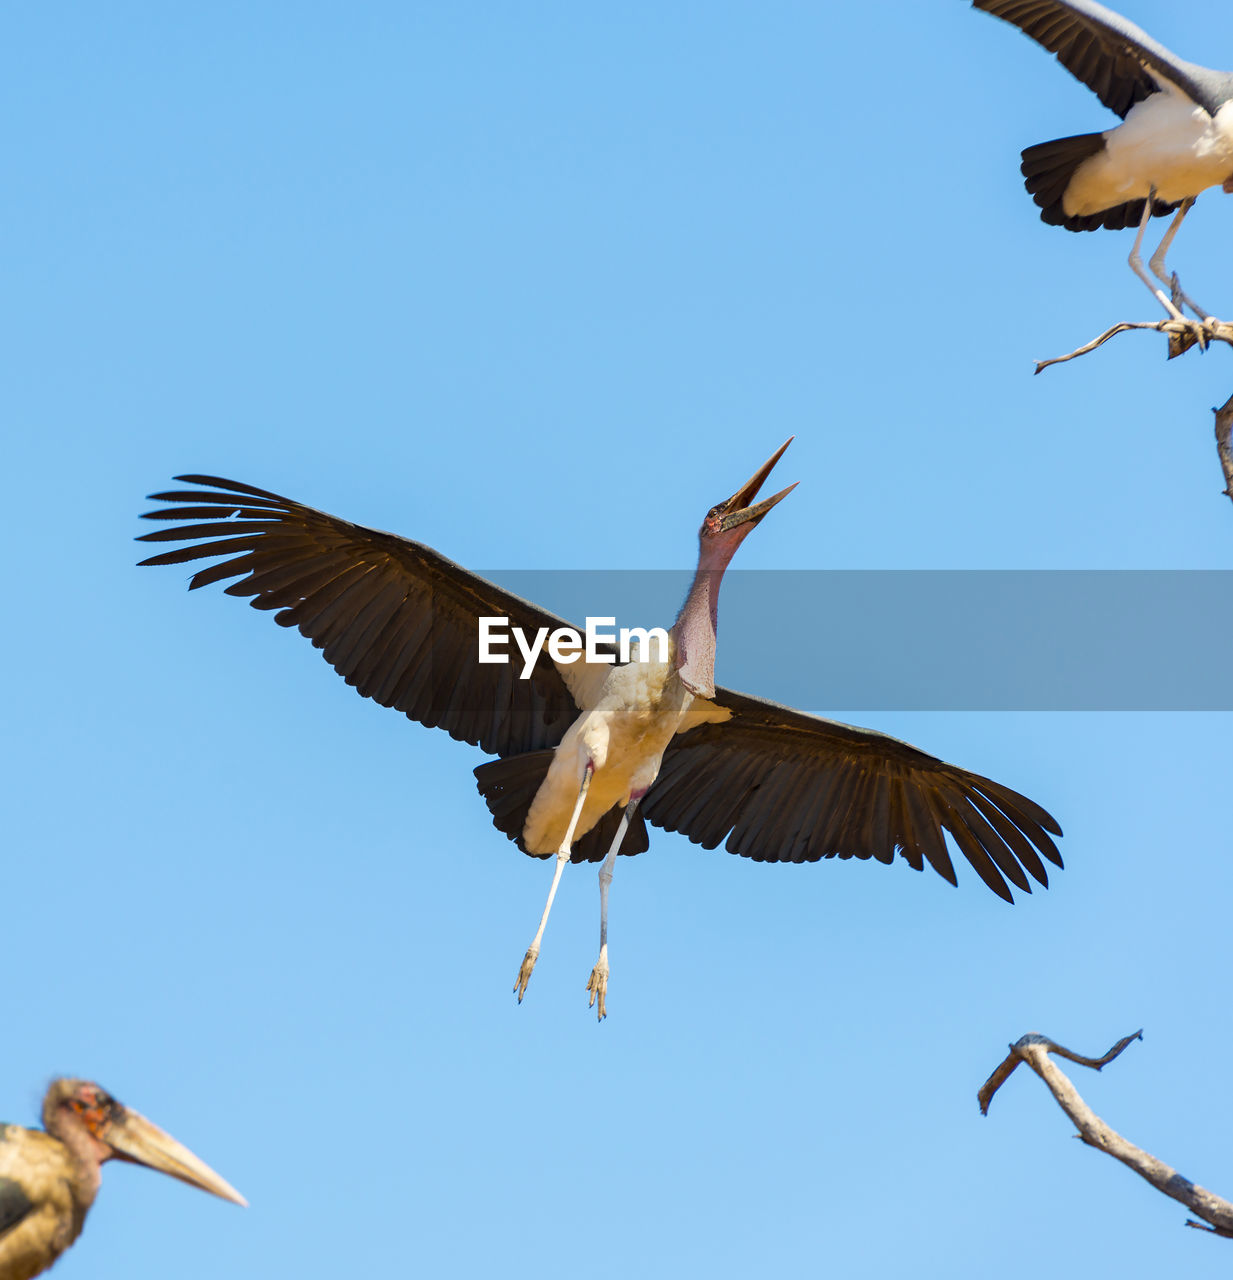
[1163,273,1220,358]
[1167,312,1216,359]
[514,945,540,1003]
[586,955,609,1021]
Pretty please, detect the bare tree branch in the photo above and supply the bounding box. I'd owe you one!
[1214,391,1233,506]
[1034,318,1233,509]
[978,1030,1233,1239]
[1033,321,1203,373]
[1035,318,1233,375]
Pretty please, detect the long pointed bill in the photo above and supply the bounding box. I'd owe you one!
[107,1107,248,1207]
[715,437,798,532]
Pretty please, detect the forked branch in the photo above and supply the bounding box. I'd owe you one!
[1034,319,1233,509]
[978,1030,1233,1238]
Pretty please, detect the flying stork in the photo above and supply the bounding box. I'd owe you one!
[973,0,1233,327]
[0,1079,245,1280]
[139,440,1063,1019]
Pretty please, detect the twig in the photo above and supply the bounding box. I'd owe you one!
[1034,318,1233,374]
[978,1030,1233,1239]
[1034,317,1233,509]
[1033,321,1193,373]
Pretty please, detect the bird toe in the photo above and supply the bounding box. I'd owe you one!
[514,946,540,1003]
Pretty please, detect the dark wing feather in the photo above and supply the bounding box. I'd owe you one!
[139,475,584,757]
[973,0,1217,117]
[0,1175,33,1240]
[644,687,1062,903]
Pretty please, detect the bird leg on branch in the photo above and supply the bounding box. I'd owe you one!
[514,762,593,1004]
[1037,202,1233,368]
[1147,198,1213,325]
[1129,193,1191,326]
[977,1030,1233,1238]
[1127,191,1210,354]
[586,791,644,1022]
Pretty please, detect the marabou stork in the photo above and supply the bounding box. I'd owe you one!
[0,1079,245,1280]
[139,440,1063,1019]
[973,0,1233,326]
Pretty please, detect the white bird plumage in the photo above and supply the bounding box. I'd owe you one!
[975,0,1233,328]
[1066,92,1233,216]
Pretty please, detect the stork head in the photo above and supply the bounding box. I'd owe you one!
[673,438,797,698]
[43,1079,247,1206]
[697,436,797,567]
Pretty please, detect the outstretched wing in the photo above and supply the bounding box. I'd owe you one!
[645,687,1062,902]
[973,0,1217,118]
[139,475,586,757]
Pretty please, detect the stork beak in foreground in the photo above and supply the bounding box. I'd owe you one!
[107,1108,248,1207]
[710,437,799,534]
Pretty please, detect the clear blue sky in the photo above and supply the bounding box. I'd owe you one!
[5,2,1233,1276]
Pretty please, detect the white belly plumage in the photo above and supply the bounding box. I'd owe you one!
[522,660,695,855]
[1066,93,1233,214]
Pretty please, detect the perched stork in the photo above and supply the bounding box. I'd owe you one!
[973,0,1233,326]
[0,1079,245,1280]
[139,440,1063,1019]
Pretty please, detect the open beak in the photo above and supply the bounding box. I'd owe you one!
[107,1107,248,1207]
[714,437,798,533]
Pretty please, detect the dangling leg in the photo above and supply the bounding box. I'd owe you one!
[586,790,644,1021]
[514,762,592,1003]
[1147,198,1213,322]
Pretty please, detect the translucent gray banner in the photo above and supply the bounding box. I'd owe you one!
[480,569,1233,710]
